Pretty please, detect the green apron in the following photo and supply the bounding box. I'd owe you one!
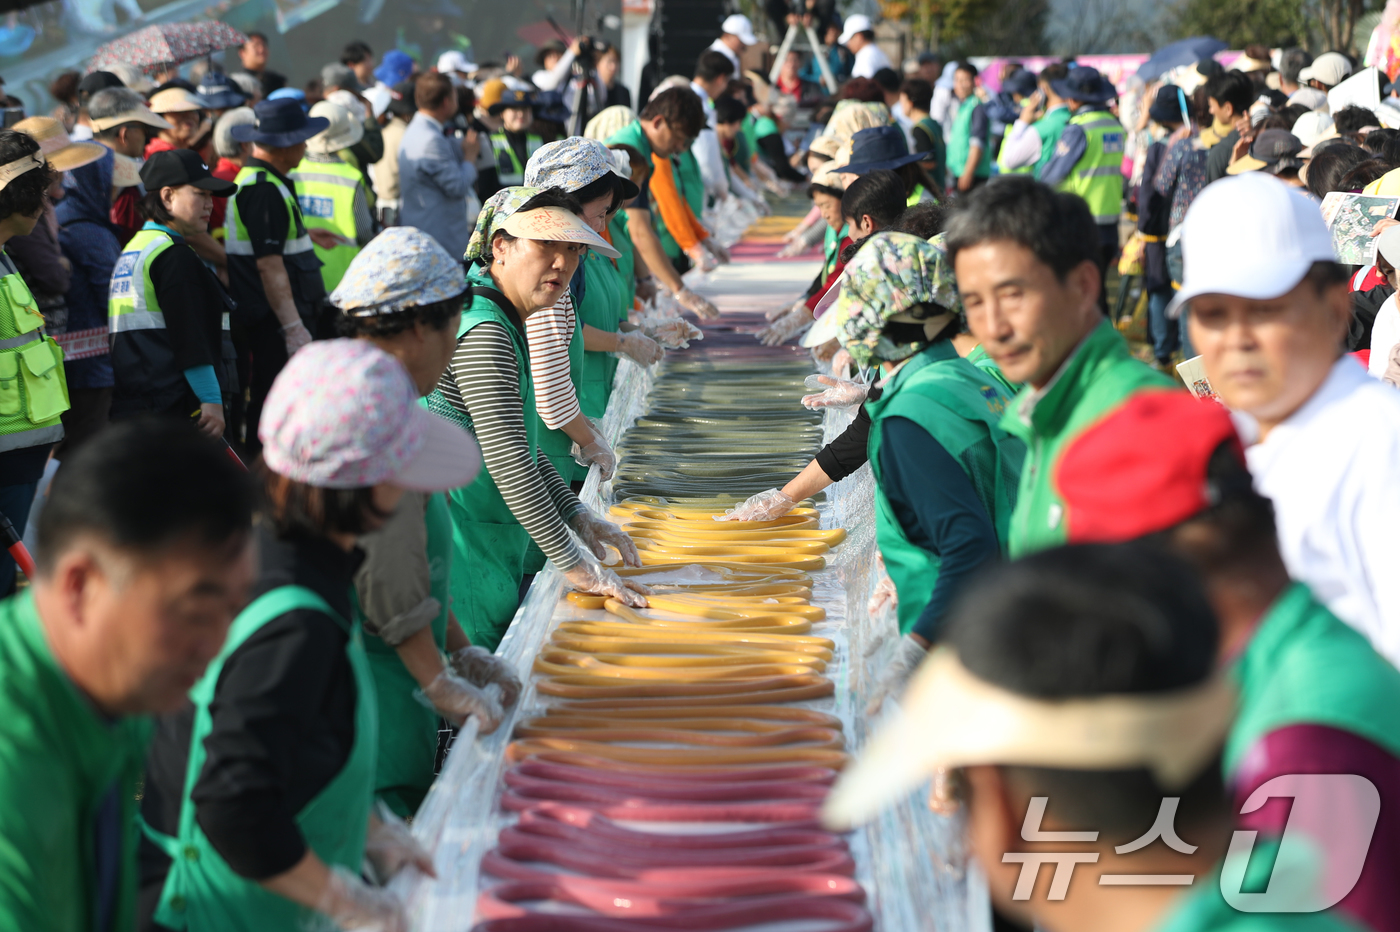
[609,210,637,311]
[426,269,538,651]
[361,492,452,817]
[147,586,377,932]
[866,342,1024,636]
[577,249,627,420]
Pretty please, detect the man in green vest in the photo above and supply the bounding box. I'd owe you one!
[899,77,946,190]
[1038,65,1125,278]
[0,418,254,932]
[332,227,519,817]
[945,62,992,194]
[947,176,1172,557]
[1055,390,1400,932]
[486,88,542,191]
[289,100,373,294]
[994,64,1070,178]
[225,98,339,455]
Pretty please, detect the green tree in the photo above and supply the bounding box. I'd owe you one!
[879,0,999,52]
[1166,0,1307,48]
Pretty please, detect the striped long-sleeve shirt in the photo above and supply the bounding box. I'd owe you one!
[525,294,581,430]
[438,318,584,570]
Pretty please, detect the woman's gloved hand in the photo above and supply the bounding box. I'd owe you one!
[616,330,665,366]
[867,573,899,616]
[703,238,731,265]
[802,374,868,410]
[716,488,795,522]
[757,306,812,346]
[419,669,504,732]
[363,802,437,885]
[675,286,720,321]
[282,319,313,356]
[865,633,928,716]
[776,239,812,259]
[570,419,616,481]
[562,554,652,608]
[449,645,522,708]
[685,243,718,272]
[569,511,642,566]
[765,297,803,321]
[318,865,409,932]
[644,317,704,349]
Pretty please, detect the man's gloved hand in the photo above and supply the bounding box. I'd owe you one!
[802,374,868,409]
[684,244,718,272]
[675,287,720,320]
[363,801,437,885]
[867,573,899,617]
[865,633,928,716]
[644,317,704,349]
[616,330,664,366]
[562,554,651,607]
[703,239,731,265]
[717,488,795,522]
[757,306,812,346]
[282,319,313,356]
[569,511,642,566]
[419,669,504,732]
[317,864,408,932]
[449,645,522,707]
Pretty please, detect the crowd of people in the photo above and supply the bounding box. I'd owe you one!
[1,14,1399,932]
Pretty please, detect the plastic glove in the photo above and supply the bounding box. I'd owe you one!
[616,330,664,366]
[363,801,437,885]
[765,298,803,321]
[317,864,407,932]
[572,437,617,481]
[685,243,718,272]
[716,488,795,522]
[802,374,868,410]
[419,669,504,732]
[867,573,899,617]
[569,511,642,566]
[757,306,812,346]
[282,319,313,356]
[449,645,522,707]
[635,276,659,303]
[703,238,731,265]
[928,767,961,816]
[644,317,704,349]
[563,554,651,608]
[777,239,814,259]
[675,287,720,321]
[830,348,854,379]
[865,634,928,716]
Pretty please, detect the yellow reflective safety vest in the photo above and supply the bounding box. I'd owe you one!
[0,250,67,452]
[1055,109,1125,225]
[290,156,364,292]
[490,132,543,186]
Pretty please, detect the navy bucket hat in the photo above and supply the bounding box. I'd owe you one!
[1050,66,1117,104]
[840,125,930,175]
[230,98,330,148]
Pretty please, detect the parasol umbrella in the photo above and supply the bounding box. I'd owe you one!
[1136,37,1228,81]
[86,21,247,74]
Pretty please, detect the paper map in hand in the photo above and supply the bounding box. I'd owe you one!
[1320,192,1400,265]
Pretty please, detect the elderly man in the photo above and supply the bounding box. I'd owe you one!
[1173,172,1400,668]
[0,419,254,932]
[398,72,478,260]
[947,176,1171,556]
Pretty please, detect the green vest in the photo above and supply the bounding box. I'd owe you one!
[822,222,848,280]
[577,247,627,420]
[1032,105,1072,179]
[424,264,538,651]
[0,251,67,452]
[224,166,314,260]
[946,96,992,181]
[289,157,364,293]
[867,342,1025,635]
[490,131,543,187]
[1056,109,1126,225]
[905,183,928,206]
[148,586,377,932]
[740,113,760,162]
[0,592,151,932]
[360,492,453,818]
[108,227,175,332]
[605,120,685,259]
[1000,319,1174,558]
[609,209,637,310]
[913,116,946,189]
[678,150,705,221]
[108,225,193,413]
[966,343,1022,398]
[1225,582,1400,776]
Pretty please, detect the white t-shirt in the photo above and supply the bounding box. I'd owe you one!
[1369,292,1400,381]
[851,43,892,79]
[1243,356,1400,666]
[708,39,741,77]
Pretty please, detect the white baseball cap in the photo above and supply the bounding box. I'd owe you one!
[1292,110,1336,156]
[837,14,873,47]
[1167,173,1336,319]
[438,49,477,75]
[1298,51,1352,88]
[721,13,757,46]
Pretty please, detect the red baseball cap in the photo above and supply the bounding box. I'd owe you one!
[1055,391,1246,544]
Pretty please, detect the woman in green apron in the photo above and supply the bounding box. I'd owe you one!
[139,339,482,932]
[425,186,649,652]
[521,136,662,487]
[329,226,523,818]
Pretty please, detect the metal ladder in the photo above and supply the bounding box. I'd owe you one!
[766,20,837,94]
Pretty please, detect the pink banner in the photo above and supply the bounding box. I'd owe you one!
[972,51,1246,94]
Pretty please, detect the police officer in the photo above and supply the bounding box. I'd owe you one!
[224,98,337,454]
[1038,66,1125,278]
[487,88,542,190]
[108,150,237,436]
[289,100,372,294]
[0,129,67,595]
